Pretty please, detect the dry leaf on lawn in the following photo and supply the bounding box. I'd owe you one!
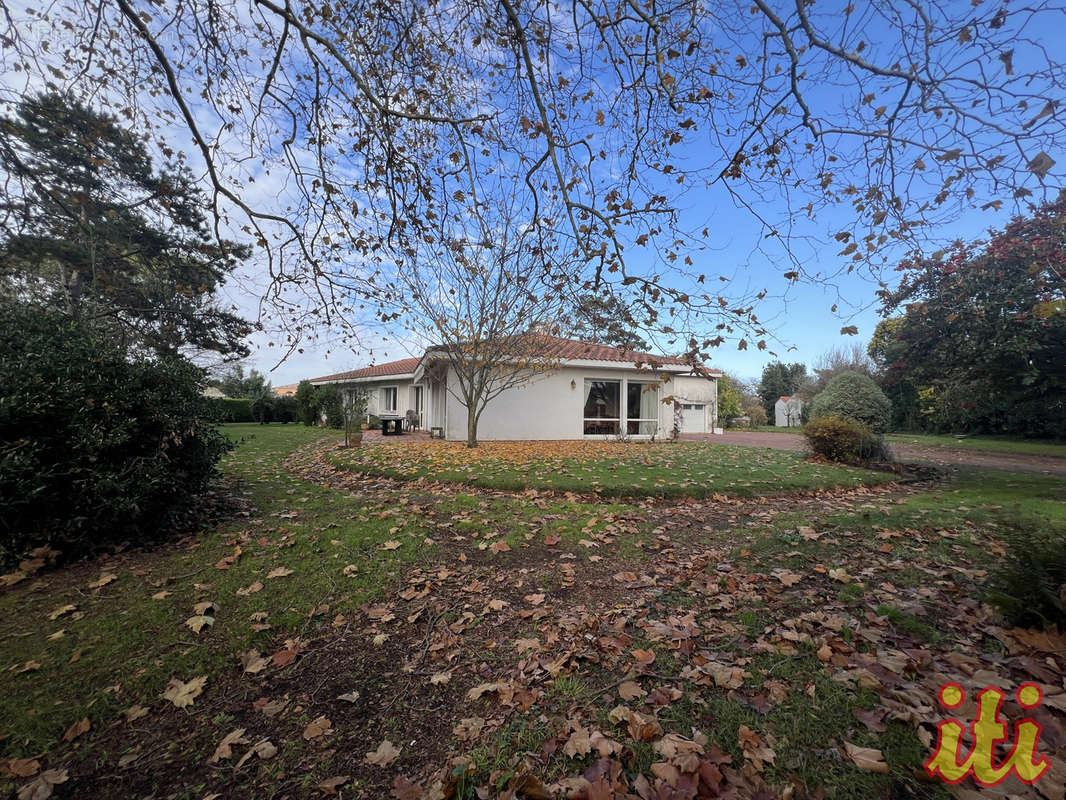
[184,615,214,633]
[47,605,76,621]
[234,739,277,770]
[618,680,646,701]
[266,566,293,579]
[62,718,89,742]
[162,676,206,708]
[563,725,591,758]
[121,705,149,723]
[774,569,803,587]
[365,739,401,766]
[303,715,332,740]
[15,767,67,800]
[239,649,270,674]
[208,728,249,763]
[0,758,40,778]
[88,573,116,589]
[844,741,889,773]
[317,775,350,796]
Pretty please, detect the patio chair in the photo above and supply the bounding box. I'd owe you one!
[404,409,420,430]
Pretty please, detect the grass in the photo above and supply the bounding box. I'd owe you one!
[3,425,1062,799]
[328,438,894,498]
[885,432,1066,458]
[0,424,626,757]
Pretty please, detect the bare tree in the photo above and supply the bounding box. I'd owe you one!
[810,343,877,395]
[3,0,1064,359]
[402,206,569,447]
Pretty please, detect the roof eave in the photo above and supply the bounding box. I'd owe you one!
[310,372,416,385]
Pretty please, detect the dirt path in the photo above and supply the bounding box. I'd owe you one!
[688,430,1066,476]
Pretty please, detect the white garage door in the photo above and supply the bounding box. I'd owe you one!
[679,403,706,434]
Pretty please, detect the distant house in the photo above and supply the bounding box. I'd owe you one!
[308,336,721,440]
[774,395,803,427]
[274,383,299,396]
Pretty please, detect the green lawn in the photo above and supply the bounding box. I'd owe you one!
[0,424,624,758]
[3,425,1063,799]
[328,438,895,497]
[885,432,1066,458]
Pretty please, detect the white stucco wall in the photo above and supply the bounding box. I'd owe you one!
[359,379,415,417]
[442,364,718,441]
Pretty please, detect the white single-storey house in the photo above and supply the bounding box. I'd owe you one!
[774,395,803,427]
[309,336,722,440]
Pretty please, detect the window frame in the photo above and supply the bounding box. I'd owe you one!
[381,385,399,414]
[625,380,660,436]
[582,377,660,438]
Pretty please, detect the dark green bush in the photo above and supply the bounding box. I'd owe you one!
[318,384,344,429]
[208,397,254,422]
[986,518,1066,630]
[274,395,299,423]
[295,380,320,426]
[250,391,274,424]
[804,415,891,464]
[808,371,892,433]
[0,302,231,565]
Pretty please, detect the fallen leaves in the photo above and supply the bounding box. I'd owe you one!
[364,739,401,766]
[0,758,41,778]
[234,739,277,769]
[738,725,776,771]
[317,775,350,795]
[15,767,67,800]
[773,568,803,587]
[47,604,76,621]
[563,724,591,757]
[208,728,249,763]
[62,717,89,743]
[162,675,206,708]
[87,572,116,589]
[215,545,242,570]
[184,614,214,633]
[302,715,333,740]
[121,705,149,723]
[843,741,889,773]
[239,649,270,674]
[266,566,293,579]
[236,580,263,596]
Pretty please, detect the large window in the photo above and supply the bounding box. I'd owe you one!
[583,379,659,436]
[627,382,659,435]
[382,386,398,413]
[583,380,620,434]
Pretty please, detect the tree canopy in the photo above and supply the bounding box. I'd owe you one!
[3,2,1064,358]
[0,94,252,360]
[876,197,1066,437]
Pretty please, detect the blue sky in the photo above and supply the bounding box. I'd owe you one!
[3,0,1042,387]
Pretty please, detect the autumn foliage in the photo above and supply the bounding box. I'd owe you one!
[876,198,1066,437]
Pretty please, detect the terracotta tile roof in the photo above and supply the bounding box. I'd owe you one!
[274,383,299,396]
[426,334,719,374]
[311,357,421,383]
[313,336,720,384]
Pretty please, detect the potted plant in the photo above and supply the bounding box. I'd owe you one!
[342,388,368,447]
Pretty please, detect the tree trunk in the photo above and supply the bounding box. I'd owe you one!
[466,403,479,448]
